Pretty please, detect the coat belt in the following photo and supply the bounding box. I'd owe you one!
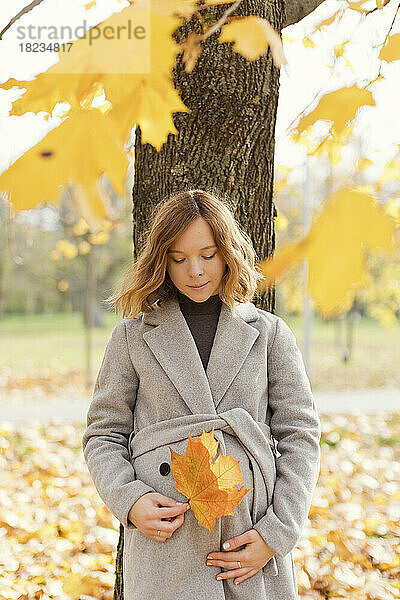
[128,407,279,577]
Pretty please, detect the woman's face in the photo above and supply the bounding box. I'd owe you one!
[166,216,227,302]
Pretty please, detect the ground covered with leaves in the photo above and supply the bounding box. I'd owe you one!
[0,412,399,600]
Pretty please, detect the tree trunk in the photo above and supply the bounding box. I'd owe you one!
[83,243,97,388]
[115,0,288,596]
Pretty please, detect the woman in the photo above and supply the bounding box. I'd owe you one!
[82,189,321,600]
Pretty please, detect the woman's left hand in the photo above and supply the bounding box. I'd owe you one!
[206,529,276,585]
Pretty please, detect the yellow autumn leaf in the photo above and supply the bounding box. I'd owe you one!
[62,573,103,599]
[292,85,375,138]
[170,429,251,532]
[58,280,69,292]
[274,178,289,193]
[379,33,400,62]
[88,231,109,245]
[368,304,398,326]
[258,188,397,317]
[1,0,189,150]
[107,73,190,150]
[356,158,373,171]
[258,237,309,284]
[0,109,129,230]
[346,0,370,13]
[303,36,316,48]
[306,190,396,316]
[219,16,287,67]
[334,41,349,58]
[275,209,288,231]
[73,218,90,236]
[296,125,354,166]
[379,157,400,184]
[282,33,294,44]
[55,240,78,259]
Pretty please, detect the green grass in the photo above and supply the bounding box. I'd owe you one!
[0,311,120,372]
[0,311,399,390]
[285,314,400,389]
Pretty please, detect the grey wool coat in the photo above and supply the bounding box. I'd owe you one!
[81,291,321,600]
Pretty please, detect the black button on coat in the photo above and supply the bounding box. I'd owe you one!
[159,462,170,476]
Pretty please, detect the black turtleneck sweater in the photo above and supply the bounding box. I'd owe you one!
[177,289,222,372]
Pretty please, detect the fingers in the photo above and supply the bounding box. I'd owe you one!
[142,495,190,542]
[207,558,248,570]
[207,550,246,562]
[151,529,168,542]
[149,510,186,542]
[215,567,260,585]
[152,493,187,509]
[157,503,190,519]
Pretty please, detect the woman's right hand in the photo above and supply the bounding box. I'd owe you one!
[128,492,190,542]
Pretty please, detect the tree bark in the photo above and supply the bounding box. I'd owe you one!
[283,0,326,28]
[115,0,321,596]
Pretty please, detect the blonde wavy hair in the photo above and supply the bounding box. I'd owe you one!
[105,189,264,318]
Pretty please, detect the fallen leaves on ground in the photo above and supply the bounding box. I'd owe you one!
[0,366,87,396]
[0,412,399,599]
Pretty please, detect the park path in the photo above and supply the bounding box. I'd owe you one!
[0,388,399,423]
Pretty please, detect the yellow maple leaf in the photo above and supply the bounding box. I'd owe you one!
[303,36,316,48]
[295,125,354,166]
[356,158,373,171]
[1,0,189,150]
[219,16,287,67]
[379,33,400,62]
[258,188,397,317]
[170,429,252,532]
[379,157,400,184]
[0,109,129,230]
[346,0,370,13]
[106,73,189,149]
[292,85,375,138]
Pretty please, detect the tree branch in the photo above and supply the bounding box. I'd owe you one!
[0,0,47,40]
[282,0,326,28]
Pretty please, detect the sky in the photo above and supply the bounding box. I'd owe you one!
[0,0,399,196]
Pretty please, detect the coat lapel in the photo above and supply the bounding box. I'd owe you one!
[142,292,260,415]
